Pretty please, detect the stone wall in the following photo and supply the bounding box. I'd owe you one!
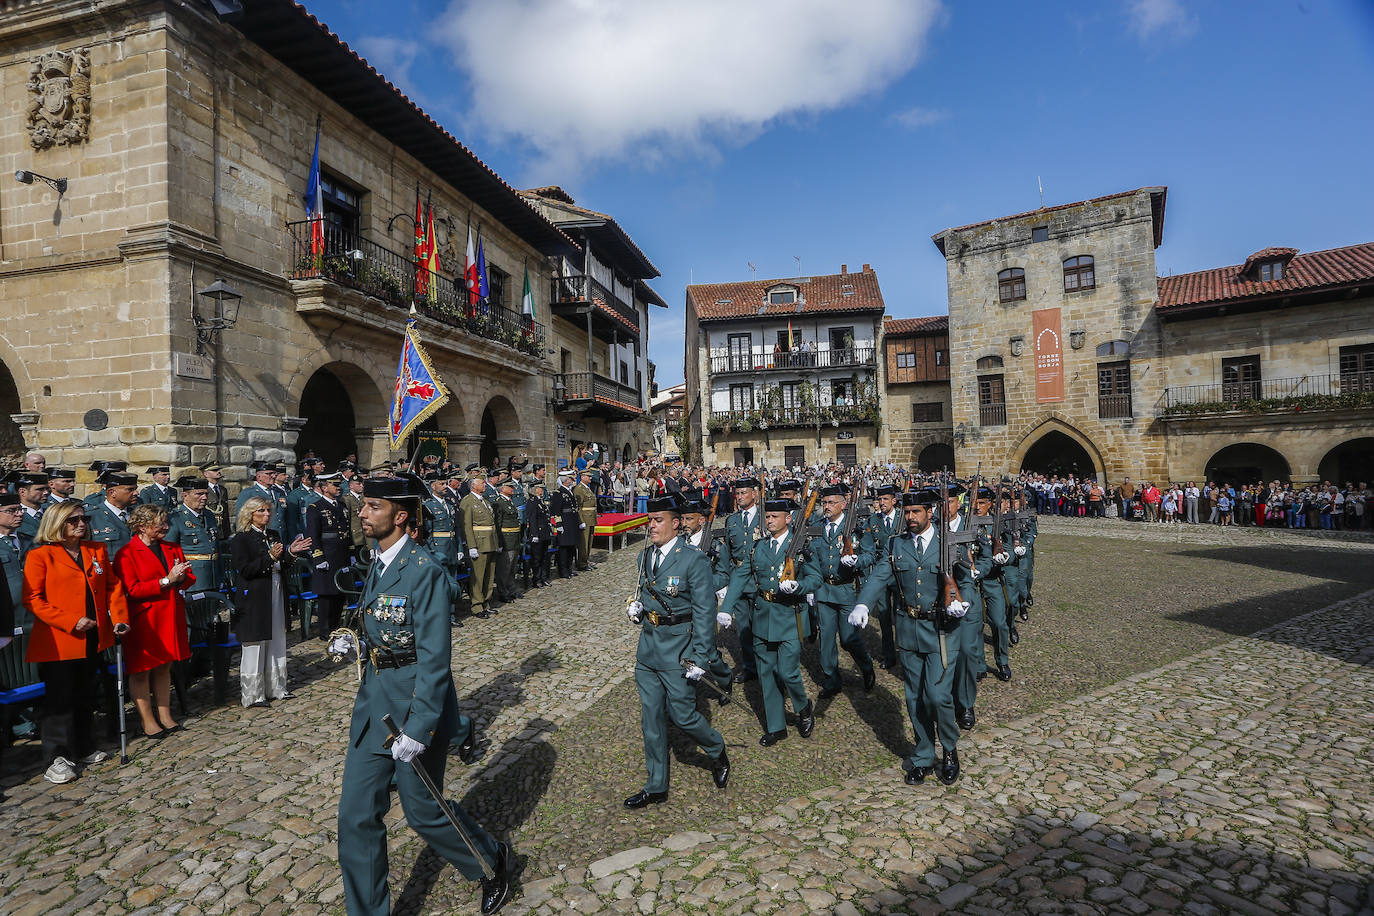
[882,380,954,467]
[705,426,881,468]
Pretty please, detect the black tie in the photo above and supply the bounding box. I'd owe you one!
[652,549,662,576]
[827,522,836,540]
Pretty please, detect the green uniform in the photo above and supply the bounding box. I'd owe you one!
[86,501,131,556]
[422,495,460,593]
[721,532,820,733]
[720,505,763,676]
[948,515,992,713]
[236,482,287,537]
[1,531,31,631]
[686,526,734,693]
[809,512,876,691]
[139,483,177,513]
[974,520,1013,669]
[460,491,497,615]
[164,505,220,594]
[863,508,903,666]
[337,537,499,916]
[632,537,726,794]
[285,485,315,544]
[17,507,42,542]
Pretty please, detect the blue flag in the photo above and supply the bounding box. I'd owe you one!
[388,309,450,449]
[476,236,490,306]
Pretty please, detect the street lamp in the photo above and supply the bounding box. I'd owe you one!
[14,169,67,195]
[194,279,243,356]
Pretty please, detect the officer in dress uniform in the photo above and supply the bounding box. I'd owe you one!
[423,475,462,624]
[330,476,512,916]
[998,487,1029,628]
[810,484,877,699]
[139,466,177,512]
[492,478,523,604]
[524,481,554,588]
[87,472,138,556]
[237,462,288,535]
[547,469,580,579]
[863,484,902,670]
[83,461,129,508]
[305,472,351,639]
[721,477,763,683]
[573,470,598,570]
[678,498,734,702]
[623,494,731,808]
[165,476,220,594]
[201,464,232,536]
[460,472,498,618]
[8,471,49,541]
[0,492,31,632]
[853,490,976,786]
[506,460,528,524]
[45,468,76,506]
[286,468,317,545]
[1018,489,1038,614]
[944,484,992,730]
[971,486,1014,682]
[719,498,819,746]
[344,473,368,557]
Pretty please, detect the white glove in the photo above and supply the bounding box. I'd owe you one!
[469,548,480,559]
[716,611,733,629]
[315,560,329,570]
[805,593,816,607]
[970,567,981,581]
[994,551,1011,565]
[684,664,705,681]
[530,536,539,543]
[946,600,970,619]
[848,604,869,627]
[779,579,799,594]
[1014,545,1027,557]
[840,553,858,568]
[714,586,728,603]
[327,632,357,658]
[627,600,644,623]
[579,522,587,529]
[391,732,425,763]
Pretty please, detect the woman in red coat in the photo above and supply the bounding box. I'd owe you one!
[113,504,194,738]
[23,500,131,784]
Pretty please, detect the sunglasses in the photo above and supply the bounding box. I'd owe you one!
[66,516,90,525]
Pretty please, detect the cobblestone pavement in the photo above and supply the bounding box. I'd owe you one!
[2,534,1372,915]
[1035,515,1374,551]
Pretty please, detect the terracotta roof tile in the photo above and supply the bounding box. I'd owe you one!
[1157,242,1374,311]
[884,315,948,335]
[688,268,885,321]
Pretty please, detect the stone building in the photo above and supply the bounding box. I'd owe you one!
[685,266,886,468]
[519,187,663,466]
[932,187,1374,486]
[649,382,687,460]
[0,0,634,487]
[881,315,954,470]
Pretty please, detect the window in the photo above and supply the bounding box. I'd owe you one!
[1339,343,1374,392]
[998,268,1026,302]
[1031,225,1049,243]
[1097,361,1132,418]
[1259,261,1284,282]
[768,289,796,305]
[784,446,806,467]
[619,360,629,385]
[729,383,754,412]
[895,351,916,369]
[1063,255,1096,292]
[727,333,751,371]
[1222,355,1261,402]
[733,447,754,466]
[935,348,947,366]
[978,374,1006,426]
[320,172,362,236]
[831,381,851,405]
[560,348,572,374]
[912,402,943,423]
[836,444,858,466]
[976,355,1004,371]
[488,265,509,308]
[780,382,800,410]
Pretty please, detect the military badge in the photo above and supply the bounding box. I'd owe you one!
[665,576,680,597]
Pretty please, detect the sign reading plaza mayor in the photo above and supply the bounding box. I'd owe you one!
[1033,307,1065,403]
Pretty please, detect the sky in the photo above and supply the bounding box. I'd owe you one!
[301,0,1374,386]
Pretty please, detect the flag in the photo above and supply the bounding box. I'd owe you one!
[412,185,427,298]
[389,307,450,449]
[787,319,794,350]
[304,118,324,260]
[476,234,490,310]
[422,192,439,303]
[464,227,479,311]
[521,265,535,322]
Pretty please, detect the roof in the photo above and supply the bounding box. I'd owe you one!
[229,1,576,258]
[520,190,661,281]
[884,315,949,336]
[651,383,687,411]
[688,267,886,321]
[933,187,1167,253]
[1156,242,1374,313]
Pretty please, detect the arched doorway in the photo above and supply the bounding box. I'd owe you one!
[1022,430,1096,479]
[478,395,519,468]
[479,407,499,468]
[1317,437,1374,485]
[0,360,23,457]
[917,442,954,472]
[298,367,358,465]
[1205,443,1290,487]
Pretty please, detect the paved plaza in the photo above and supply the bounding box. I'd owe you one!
[2,527,1372,916]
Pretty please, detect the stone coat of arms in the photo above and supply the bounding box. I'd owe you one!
[26,48,91,150]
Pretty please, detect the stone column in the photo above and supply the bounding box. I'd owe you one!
[10,412,40,450]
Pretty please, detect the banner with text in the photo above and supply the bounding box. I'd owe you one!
[1033,307,1065,403]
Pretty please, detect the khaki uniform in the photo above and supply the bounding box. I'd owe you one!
[573,482,597,569]
[460,491,497,615]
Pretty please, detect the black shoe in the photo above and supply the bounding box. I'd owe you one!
[711,750,730,789]
[797,702,815,739]
[716,680,733,707]
[904,766,930,785]
[143,727,168,740]
[995,664,1013,682]
[939,749,960,785]
[451,616,465,628]
[758,729,787,747]
[1009,626,1019,645]
[732,669,757,684]
[623,789,668,809]
[879,656,898,670]
[1018,605,1029,621]
[1025,594,1034,608]
[479,841,512,915]
[458,731,478,765]
[475,610,491,619]
[957,708,975,730]
[817,686,842,700]
[249,700,271,709]
[862,667,876,691]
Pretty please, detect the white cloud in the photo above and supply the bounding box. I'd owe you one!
[435,0,942,175]
[890,106,949,129]
[357,36,423,97]
[1126,0,1197,39]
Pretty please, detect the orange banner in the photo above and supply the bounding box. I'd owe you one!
[1033,307,1064,403]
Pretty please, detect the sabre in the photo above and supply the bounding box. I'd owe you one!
[114,636,130,764]
[381,713,495,880]
[680,658,730,701]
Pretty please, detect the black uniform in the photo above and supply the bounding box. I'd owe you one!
[304,495,351,638]
[547,481,581,579]
[524,492,554,586]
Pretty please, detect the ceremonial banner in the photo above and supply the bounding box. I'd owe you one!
[303,117,324,260]
[1033,307,1064,403]
[388,308,450,448]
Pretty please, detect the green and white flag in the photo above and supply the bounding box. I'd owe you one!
[521,265,535,321]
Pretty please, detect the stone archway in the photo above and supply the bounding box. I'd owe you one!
[917,442,955,472]
[1011,418,1106,481]
[478,394,520,467]
[296,362,389,466]
[0,359,24,458]
[1205,443,1290,487]
[1317,437,1374,485]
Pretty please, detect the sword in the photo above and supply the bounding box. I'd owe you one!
[680,658,730,701]
[380,713,495,880]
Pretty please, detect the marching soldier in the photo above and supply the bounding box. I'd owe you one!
[524,481,553,588]
[678,498,734,703]
[573,469,597,571]
[944,484,992,730]
[492,478,523,604]
[1018,489,1038,615]
[305,472,350,639]
[971,486,1013,681]
[330,475,512,916]
[460,472,498,618]
[852,490,975,785]
[87,471,138,556]
[9,471,49,540]
[863,484,902,669]
[237,462,288,535]
[165,476,220,594]
[547,469,580,579]
[810,484,877,699]
[46,468,76,506]
[998,487,1028,629]
[202,464,232,535]
[139,466,177,512]
[623,495,731,807]
[719,498,819,746]
[719,477,764,684]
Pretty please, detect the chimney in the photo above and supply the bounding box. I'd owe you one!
[840,264,847,274]
[862,263,871,272]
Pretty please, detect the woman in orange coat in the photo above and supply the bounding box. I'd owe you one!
[113,505,194,739]
[23,500,130,785]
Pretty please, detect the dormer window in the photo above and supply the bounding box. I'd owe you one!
[766,285,798,305]
[1259,261,1283,282]
[1241,247,1298,282]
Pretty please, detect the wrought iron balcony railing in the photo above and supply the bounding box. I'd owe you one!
[707,400,880,433]
[550,274,640,332]
[708,346,877,375]
[1162,371,1374,416]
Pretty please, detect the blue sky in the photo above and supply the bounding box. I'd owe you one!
[301,0,1374,386]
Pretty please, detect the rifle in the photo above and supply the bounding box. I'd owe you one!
[702,487,721,558]
[780,486,820,642]
[838,483,866,562]
[936,471,978,667]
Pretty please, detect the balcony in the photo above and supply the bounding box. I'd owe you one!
[287,220,546,360]
[1162,372,1374,418]
[708,346,877,375]
[1098,393,1133,419]
[554,371,644,420]
[707,399,880,434]
[979,403,1007,427]
[550,274,640,338]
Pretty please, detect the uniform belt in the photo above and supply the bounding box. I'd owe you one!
[369,648,417,670]
[645,610,692,626]
[903,606,937,621]
[183,553,215,560]
[472,525,494,532]
[823,574,856,585]
[500,527,521,533]
[432,532,453,537]
[758,590,803,603]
